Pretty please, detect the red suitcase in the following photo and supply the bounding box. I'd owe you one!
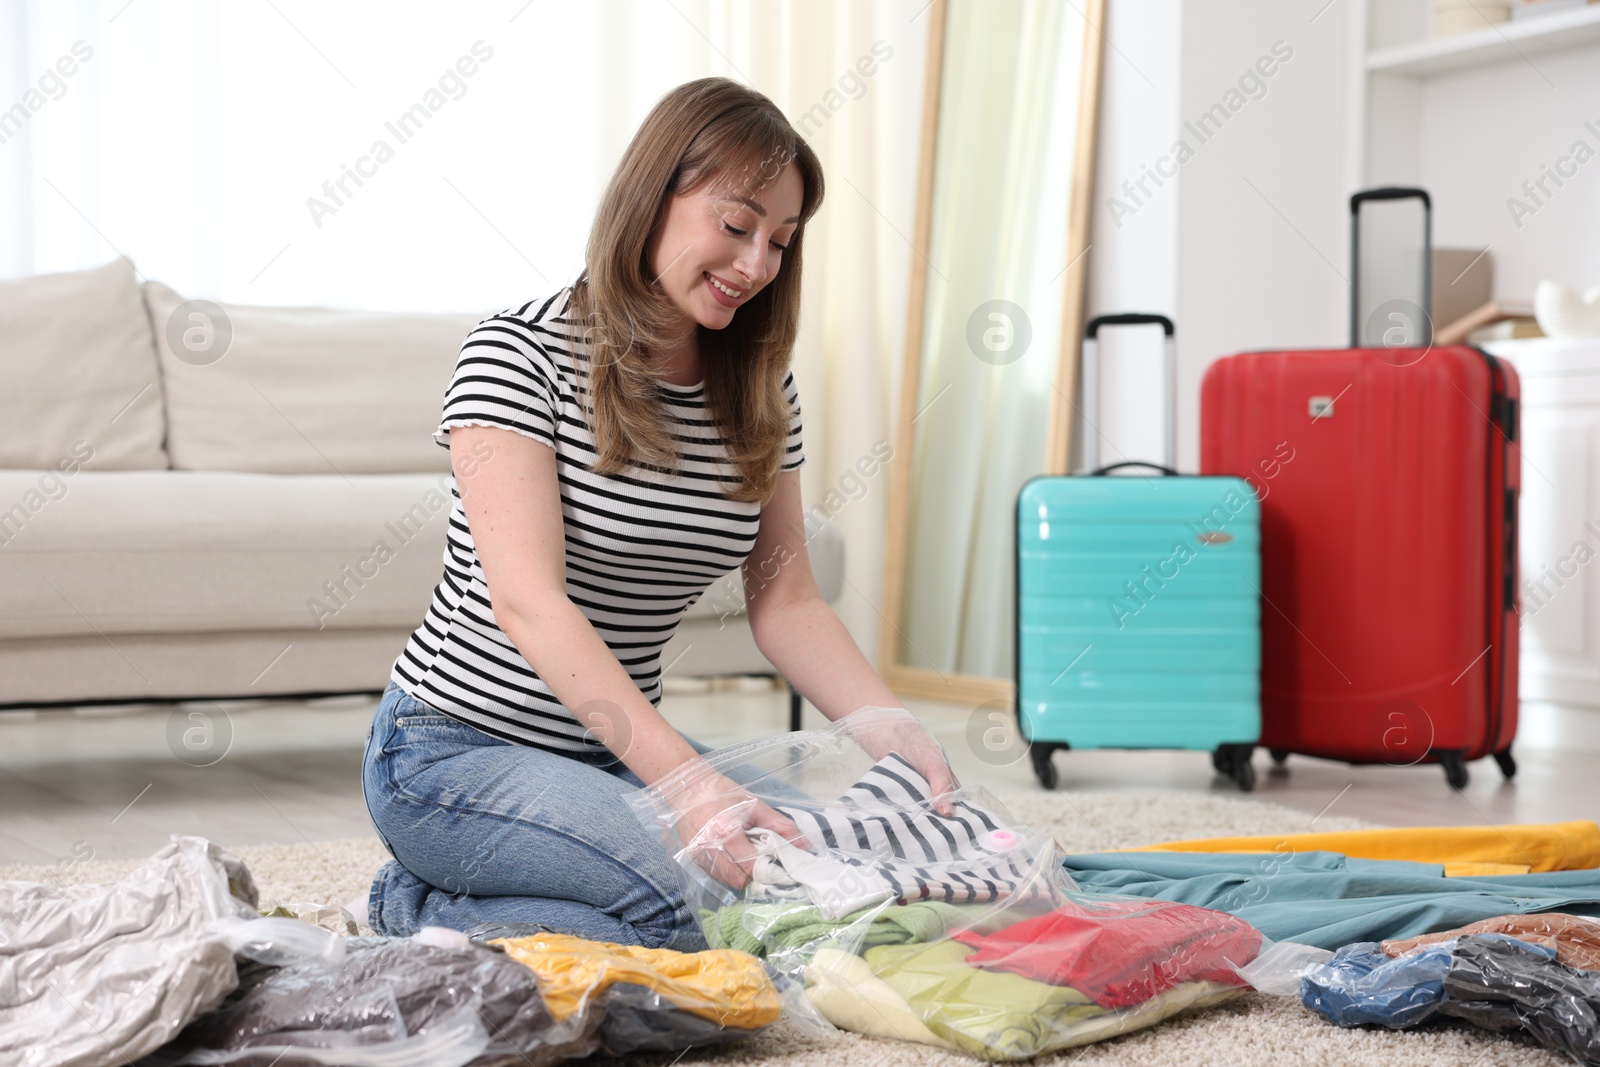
[1199,345,1520,789]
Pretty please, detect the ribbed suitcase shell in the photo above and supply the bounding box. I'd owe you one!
[1199,346,1519,780]
[1014,475,1261,751]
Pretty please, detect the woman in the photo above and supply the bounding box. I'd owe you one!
[359,77,955,949]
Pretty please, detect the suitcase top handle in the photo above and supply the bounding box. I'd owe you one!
[1090,461,1179,477]
[1086,313,1174,339]
[1349,186,1431,211]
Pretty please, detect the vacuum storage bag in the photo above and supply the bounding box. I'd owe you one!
[626,708,1277,1060]
[0,835,341,1067]
[145,925,793,1067]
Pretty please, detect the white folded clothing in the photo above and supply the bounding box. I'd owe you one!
[743,753,1036,919]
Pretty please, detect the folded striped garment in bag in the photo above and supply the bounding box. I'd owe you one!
[747,753,1039,919]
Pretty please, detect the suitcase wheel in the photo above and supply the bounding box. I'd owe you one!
[1268,749,1290,767]
[1030,743,1063,791]
[1437,750,1470,791]
[1211,745,1257,793]
[1493,747,1517,781]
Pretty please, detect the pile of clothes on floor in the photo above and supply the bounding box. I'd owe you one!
[630,709,1297,1059]
[1061,820,1600,1064]
[634,712,1600,1062]
[0,836,792,1067]
[13,705,1600,1066]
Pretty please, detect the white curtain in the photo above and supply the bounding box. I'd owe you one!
[0,0,930,658]
[897,0,1086,679]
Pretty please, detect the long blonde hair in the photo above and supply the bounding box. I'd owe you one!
[568,77,825,505]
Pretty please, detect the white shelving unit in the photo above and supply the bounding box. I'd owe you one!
[1488,338,1600,708]
[1350,1,1600,199]
[1368,4,1600,75]
[1351,1,1600,707]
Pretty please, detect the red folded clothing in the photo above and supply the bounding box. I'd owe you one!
[952,898,1262,1009]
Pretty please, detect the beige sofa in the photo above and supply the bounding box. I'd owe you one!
[0,258,842,721]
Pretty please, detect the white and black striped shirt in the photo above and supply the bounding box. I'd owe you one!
[391,287,805,753]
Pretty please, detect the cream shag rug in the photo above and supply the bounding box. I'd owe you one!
[2,792,1565,1066]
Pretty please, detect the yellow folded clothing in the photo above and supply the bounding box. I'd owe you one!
[490,932,781,1029]
[1125,821,1600,876]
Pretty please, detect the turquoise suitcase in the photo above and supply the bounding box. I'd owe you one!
[1014,314,1261,790]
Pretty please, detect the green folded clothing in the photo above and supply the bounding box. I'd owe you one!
[702,899,985,959]
[865,940,1102,1059]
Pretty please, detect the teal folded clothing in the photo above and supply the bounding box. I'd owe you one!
[1060,851,1600,949]
[702,899,983,959]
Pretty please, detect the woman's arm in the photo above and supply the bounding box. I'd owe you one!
[744,470,957,807]
[742,469,904,720]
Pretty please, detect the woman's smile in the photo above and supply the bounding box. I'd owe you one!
[705,271,746,306]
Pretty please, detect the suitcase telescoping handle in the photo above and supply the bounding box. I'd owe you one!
[1349,186,1432,348]
[1081,313,1176,474]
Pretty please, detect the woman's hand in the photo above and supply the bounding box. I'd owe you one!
[670,769,811,889]
[841,707,959,816]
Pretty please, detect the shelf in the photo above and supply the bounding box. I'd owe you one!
[1367,4,1600,76]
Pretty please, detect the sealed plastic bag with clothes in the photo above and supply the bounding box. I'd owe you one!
[1439,933,1600,1066]
[0,835,341,1067]
[1383,912,1600,972]
[142,929,590,1067]
[1300,939,1466,1028]
[626,708,1281,1060]
[147,923,789,1067]
[1298,933,1567,1033]
[477,927,787,1053]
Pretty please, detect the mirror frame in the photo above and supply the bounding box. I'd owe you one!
[877,0,1106,707]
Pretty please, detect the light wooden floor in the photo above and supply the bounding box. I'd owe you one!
[2,682,1596,866]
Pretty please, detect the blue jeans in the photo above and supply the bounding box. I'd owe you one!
[361,681,711,950]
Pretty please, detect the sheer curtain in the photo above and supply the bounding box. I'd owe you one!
[0,0,931,656]
[897,1,1084,679]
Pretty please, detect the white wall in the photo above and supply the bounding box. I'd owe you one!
[1172,1,1353,472]
[1081,0,1183,473]
[1084,0,1356,474]
[1417,47,1600,304]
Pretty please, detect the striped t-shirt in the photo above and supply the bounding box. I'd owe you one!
[391,287,805,753]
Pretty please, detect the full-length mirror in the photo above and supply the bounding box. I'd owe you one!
[879,0,1104,706]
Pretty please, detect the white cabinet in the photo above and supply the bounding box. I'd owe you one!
[1488,338,1600,707]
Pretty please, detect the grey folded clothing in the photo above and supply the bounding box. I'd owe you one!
[145,936,594,1067]
[0,836,261,1067]
[152,932,772,1065]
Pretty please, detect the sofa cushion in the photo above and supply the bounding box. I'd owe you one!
[0,470,452,638]
[0,258,168,471]
[145,281,483,474]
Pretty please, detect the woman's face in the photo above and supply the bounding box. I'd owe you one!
[645,161,803,333]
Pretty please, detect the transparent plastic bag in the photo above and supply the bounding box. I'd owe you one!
[1383,912,1600,972]
[1299,933,1557,1030]
[1439,933,1600,1065]
[0,835,332,1067]
[1235,938,1334,996]
[140,932,594,1067]
[257,900,359,937]
[465,922,815,1053]
[625,708,1287,1059]
[464,921,832,1043]
[214,916,346,969]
